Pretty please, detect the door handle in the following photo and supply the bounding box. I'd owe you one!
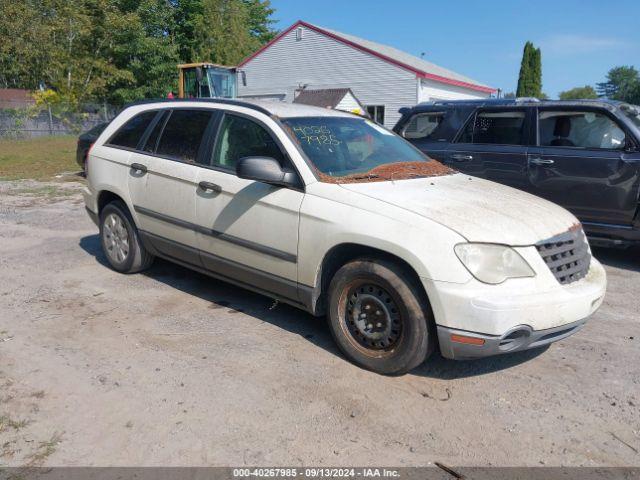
[130,163,147,173]
[529,157,555,166]
[451,154,473,161]
[198,181,222,193]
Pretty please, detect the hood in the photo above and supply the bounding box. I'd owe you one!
[339,173,579,245]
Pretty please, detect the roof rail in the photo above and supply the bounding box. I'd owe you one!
[515,97,540,103]
[122,97,273,116]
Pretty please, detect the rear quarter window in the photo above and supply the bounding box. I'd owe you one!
[108,111,157,149]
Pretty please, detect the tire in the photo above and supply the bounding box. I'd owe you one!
[327,258,434,375]
[99,200,154,273]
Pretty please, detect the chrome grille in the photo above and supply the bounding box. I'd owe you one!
[536,227,591,285]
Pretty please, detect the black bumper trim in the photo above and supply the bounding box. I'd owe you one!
[437,318,588,360]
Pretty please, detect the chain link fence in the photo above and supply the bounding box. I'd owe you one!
[0,100,119,139]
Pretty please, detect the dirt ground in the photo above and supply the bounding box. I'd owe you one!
[0,179,638,467]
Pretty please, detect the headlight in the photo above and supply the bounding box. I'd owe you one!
[454,243,535,284]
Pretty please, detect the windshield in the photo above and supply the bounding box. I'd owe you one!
[620,104,640,129]
[207,68,236,98]
[282,116,453,183]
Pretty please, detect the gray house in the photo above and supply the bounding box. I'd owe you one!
[237,20,496,128]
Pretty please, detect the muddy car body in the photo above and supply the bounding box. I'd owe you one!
[83,99,606,374]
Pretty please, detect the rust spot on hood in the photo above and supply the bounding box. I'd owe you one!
[316,161,455,184]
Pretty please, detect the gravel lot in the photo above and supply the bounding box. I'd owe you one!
[0,179,639,467]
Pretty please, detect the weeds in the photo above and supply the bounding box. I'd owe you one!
[0,415,30,432]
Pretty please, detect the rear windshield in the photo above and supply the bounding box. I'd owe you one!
[281,116,452,183]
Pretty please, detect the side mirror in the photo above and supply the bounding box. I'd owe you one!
[398,107,411,116]
[236,157,300,188]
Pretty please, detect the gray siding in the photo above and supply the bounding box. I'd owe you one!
[238,27,418,128]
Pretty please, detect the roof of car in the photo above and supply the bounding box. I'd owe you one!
[411,98,626,111]
[125,97,357,119]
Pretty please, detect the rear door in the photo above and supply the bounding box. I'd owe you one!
[447,107,533,192]
[528,107,640,225]
[128,108,217,264]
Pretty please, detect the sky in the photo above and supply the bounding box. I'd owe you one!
[269,0,640,97]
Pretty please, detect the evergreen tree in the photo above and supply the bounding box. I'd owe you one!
[516,41,542,98]
[530,45,542,97]
[516,42,532,97]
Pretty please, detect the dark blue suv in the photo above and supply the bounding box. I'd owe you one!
[394,99,640,247]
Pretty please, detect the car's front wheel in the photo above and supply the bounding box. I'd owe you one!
[99,201,154,273]
[327,259,434,375]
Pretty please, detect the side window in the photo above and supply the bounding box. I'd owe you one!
[156,110,213,162]
[458,110,526,145]
[402,112,445,140]
[538,110,626,150]
[108,111,157,149]
[211,114,286,170]
[142,111,169,154]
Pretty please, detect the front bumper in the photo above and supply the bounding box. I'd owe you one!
[422,250,607,359]
[437,318,587,360]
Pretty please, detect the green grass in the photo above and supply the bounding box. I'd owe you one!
[0,415,30,432]
[0,136,78,181]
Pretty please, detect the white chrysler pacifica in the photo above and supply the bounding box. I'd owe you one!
[83,99,606,375]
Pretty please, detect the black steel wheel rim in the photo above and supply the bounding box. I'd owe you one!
[345,282,403,351]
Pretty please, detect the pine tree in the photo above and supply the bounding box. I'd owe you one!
[516,42,532,97]
[516,42,542,98]
[530,46,542,97]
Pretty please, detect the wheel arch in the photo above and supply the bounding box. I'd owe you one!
[96,188,136,219]
[309,243,430,316]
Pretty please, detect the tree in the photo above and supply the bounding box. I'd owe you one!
[0,0,277,104]
[172,0,204,63]
[172,0,276,64]
[559,85,598,100]
[109,0,180,103]
[242,0,277,44]
[193,0,257,65]
[516,41,542,98]
[596,66,640,102]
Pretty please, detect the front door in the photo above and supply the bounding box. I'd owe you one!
[194,112,304,301]
[528,107,640,225]
[446,107,532,192]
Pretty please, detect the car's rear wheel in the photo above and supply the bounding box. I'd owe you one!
[327,259,434,375]
[99,201,154,273]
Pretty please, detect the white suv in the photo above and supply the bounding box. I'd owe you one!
[83,99,607,375]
